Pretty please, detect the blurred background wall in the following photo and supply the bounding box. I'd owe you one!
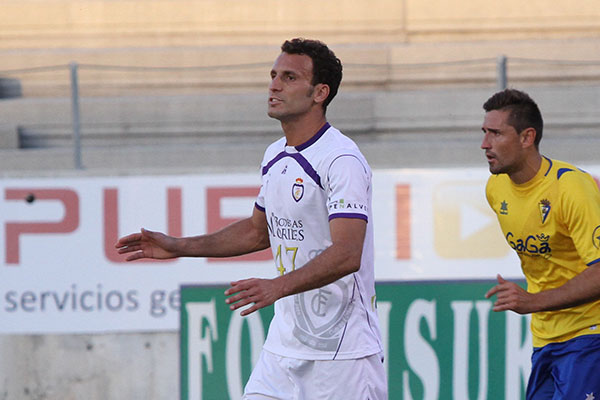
[1,0,599,174]
[0,1,599,399]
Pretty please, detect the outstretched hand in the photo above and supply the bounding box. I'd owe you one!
[225,278,283,316]
[115,228,180,261]
[485,274,534,314]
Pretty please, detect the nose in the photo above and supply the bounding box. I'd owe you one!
[269,75,282,92]
[481,132,491,150]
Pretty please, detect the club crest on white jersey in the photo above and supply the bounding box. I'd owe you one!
[292,178,304,202]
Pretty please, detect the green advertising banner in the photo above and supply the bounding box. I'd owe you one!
[181,281,532,400]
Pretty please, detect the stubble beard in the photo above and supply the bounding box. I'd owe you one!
[267,86,316,122]
[489,159,518,176]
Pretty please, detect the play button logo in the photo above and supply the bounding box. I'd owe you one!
[433,181,510,259]
[460,202,494,240]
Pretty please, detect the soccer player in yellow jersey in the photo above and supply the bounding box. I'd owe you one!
[482,88,600,398]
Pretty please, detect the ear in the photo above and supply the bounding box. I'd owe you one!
[520,127,537,149]
[312,83,330,105]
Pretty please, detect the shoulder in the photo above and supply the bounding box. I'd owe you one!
[260,137,286,165]
[320,126,369,172]
[549,158,579,179]
[323,125,359,149]
[485,173,514,208]
[545,159,600,213]
[549,158,598,192]
[485,173,510,193]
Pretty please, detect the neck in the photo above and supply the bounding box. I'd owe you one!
[509,152,543,184]
[281,111,327,147]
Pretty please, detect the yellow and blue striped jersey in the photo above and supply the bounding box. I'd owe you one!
[486,156,600,347]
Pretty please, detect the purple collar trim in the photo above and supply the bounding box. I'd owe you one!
[294,122,331,152]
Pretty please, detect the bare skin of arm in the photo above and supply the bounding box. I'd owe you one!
[225,217,367,316]
[116,207,366,317]
[114,206,270,261]
[485,264,600,314]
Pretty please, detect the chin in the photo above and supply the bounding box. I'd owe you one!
[489,165,508,175]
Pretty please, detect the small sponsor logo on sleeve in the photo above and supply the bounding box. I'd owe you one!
[593,225,600,249]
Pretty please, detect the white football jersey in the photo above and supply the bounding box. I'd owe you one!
[255,123,383,360]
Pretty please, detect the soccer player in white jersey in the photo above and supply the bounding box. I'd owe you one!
[116,38,387,399]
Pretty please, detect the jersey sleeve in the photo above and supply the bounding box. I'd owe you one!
[560,171,600,266]
[255,155,266,212]
[255,181,266,212]
[485,177,495,211]
[255,143,279,213]
[325,153,371,222]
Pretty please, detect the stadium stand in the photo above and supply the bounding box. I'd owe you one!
[1,0,599,174]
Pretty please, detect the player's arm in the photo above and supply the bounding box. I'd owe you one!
[486,264,600,314]
[115,205,270,261]
[225,217,366,316]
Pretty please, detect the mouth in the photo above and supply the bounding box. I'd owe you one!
[485,152,496,163]
[268,96,283,106]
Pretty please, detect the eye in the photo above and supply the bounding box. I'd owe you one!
[483,129,501,136]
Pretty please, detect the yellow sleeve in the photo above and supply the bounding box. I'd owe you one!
[485,176,495,211]
[559,171,600,266]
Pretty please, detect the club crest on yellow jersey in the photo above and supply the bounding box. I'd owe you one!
[539,199,551,224]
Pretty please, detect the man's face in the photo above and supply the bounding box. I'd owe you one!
[481,109,525,175]
[267,52,319,122]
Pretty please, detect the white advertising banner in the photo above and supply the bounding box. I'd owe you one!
[1,166,598,334]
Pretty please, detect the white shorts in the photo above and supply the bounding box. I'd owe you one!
[242,349,388,400]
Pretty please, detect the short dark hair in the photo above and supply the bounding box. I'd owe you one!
[281,38,343,111]
[483,88,544,147]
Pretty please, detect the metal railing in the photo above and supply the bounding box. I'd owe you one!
[1,55,600,169]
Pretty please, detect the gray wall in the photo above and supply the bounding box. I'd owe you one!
[1,85,599,176]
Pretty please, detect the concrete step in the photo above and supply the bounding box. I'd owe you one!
[2,85,599,148]
[0,85,598,176]
[2,39,600,98]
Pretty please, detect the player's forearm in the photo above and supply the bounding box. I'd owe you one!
[179,218,270,258]
[532,264,600,312]
[275,241,362,299]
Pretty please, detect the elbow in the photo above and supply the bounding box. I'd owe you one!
[251,231,271,253]
[347,262,361,274]
[343,247,363,274]
[348,255,362,273]
[257,234,271,252]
